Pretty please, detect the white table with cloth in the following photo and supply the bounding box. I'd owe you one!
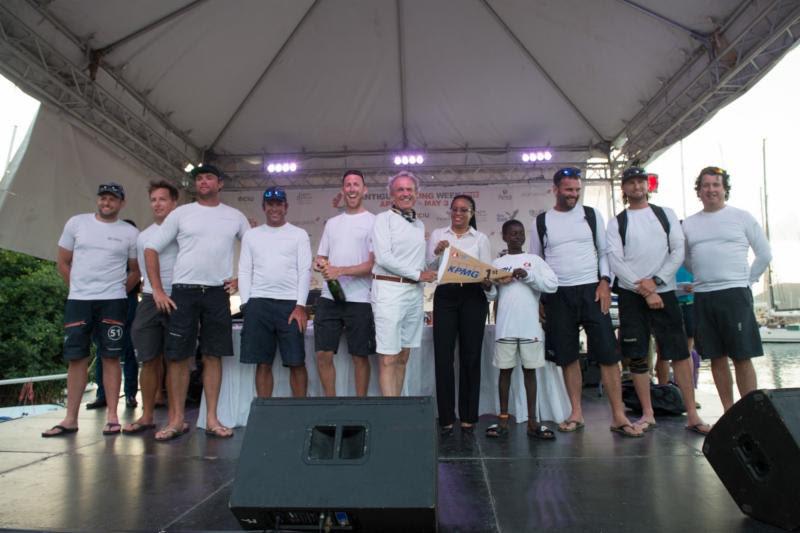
[198,322,570,429]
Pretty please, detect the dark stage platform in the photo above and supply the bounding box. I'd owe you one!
[0,385,783,532]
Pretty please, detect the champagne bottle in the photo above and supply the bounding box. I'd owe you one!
[319,258,346,303]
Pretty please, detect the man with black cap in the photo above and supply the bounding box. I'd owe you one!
[607,167,709,435]
[239,186,312,398]
[531,167,642,438]
[145,165,250,440]
[43,182,140,437]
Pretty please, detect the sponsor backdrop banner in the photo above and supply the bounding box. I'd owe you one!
[222,181,611,292]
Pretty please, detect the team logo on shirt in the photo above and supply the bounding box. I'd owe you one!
[107,325,123,341]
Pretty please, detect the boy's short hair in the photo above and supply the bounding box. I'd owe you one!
[501,219,524,235]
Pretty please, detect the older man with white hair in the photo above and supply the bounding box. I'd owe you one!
[371,171,437,396]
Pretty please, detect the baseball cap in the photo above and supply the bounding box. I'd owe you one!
[97,182,125,200]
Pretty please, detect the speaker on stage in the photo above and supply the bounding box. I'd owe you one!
[703,388,800,531]
[230,396,437,532]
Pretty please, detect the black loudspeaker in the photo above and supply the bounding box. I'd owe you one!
[230,396,437,532]
[703,388,800,531]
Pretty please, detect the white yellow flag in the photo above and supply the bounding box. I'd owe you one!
[437,246,512,284]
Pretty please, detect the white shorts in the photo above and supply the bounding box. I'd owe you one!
[371,280,424,355]
[493,338,545,369]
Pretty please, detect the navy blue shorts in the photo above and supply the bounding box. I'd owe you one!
[694,288,763,360]
[313,297,376,356]
[543,283,619,367]
[165,285,233,361]
[240,298,306,367]
[63,299,128,361]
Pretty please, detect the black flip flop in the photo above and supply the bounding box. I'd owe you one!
[528,425,556,440]
[102,423,122,435]
[486,423,509,438]
[41,425,78,438]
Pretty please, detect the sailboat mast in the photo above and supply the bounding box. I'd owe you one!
[762,137,775,310]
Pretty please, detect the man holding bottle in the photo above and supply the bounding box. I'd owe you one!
[314,170,377,396]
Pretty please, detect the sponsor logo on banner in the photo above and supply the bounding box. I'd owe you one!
[296,192,313,205]
[498,188,513,201]
[237,195,255,203]
[497,209,519,223]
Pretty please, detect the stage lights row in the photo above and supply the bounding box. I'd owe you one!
[393,154,425,166]
[267,161,298,173]
[521,151,552,162]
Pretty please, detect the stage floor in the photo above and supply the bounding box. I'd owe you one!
[0,384,783,532]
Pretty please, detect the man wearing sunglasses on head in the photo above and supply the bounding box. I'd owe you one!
[239,186,312,398]
[43,183,140,438]
[145,164,250,441]
[682,167,771,412]
[531,167,642,438]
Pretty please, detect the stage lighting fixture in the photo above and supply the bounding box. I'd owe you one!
[184,163,195,173]
[266,161,299,174]
[392,153,425,166]
[520,150,552,163]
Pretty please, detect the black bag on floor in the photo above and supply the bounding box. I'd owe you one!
[622,381,686,416]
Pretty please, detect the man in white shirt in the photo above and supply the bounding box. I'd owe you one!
[371,171,437,396]
[145,165,250,440]
[123,180,179,435]
[239,187,312,398]
[683,166,772,411]
[608,167,709,435]
[531,167,642,438]
[314,170,376,396]
[43,183,139,438]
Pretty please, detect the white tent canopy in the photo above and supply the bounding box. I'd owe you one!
[0,0,798,188]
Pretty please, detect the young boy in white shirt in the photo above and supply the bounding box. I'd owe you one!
[483,219,558,439]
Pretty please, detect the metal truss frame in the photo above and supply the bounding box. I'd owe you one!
[622,0,800,163]
[0,3,198,184]
[208,160,617,192]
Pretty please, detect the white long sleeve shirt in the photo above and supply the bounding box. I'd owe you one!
[607,205,684,293]
[529,204,610,287]
[371,210,426,280]
[238,223,312,306]
[682,205,772,292]
[484,253,558,340]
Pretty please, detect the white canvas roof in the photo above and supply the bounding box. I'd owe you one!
[1,0,798,188]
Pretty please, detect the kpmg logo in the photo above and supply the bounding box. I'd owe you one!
[237,195,255,203]
[497,188,513,201]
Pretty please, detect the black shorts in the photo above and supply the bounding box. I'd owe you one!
[165,285,233,361]
[313,297,376,356]
[679,302,694,338]
[131,294,169,363]
[694,288,763,360]
[240,298,306,367]
[617,289,689,361]
[543,283,619,367]
[63,299,128,361]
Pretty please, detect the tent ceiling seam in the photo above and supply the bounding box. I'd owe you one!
[396,0,408,149]
[478,0,606,143]
[207,0,321,154]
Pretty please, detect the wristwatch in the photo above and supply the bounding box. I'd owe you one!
[652,276,665,287]
[600,275,612,283]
